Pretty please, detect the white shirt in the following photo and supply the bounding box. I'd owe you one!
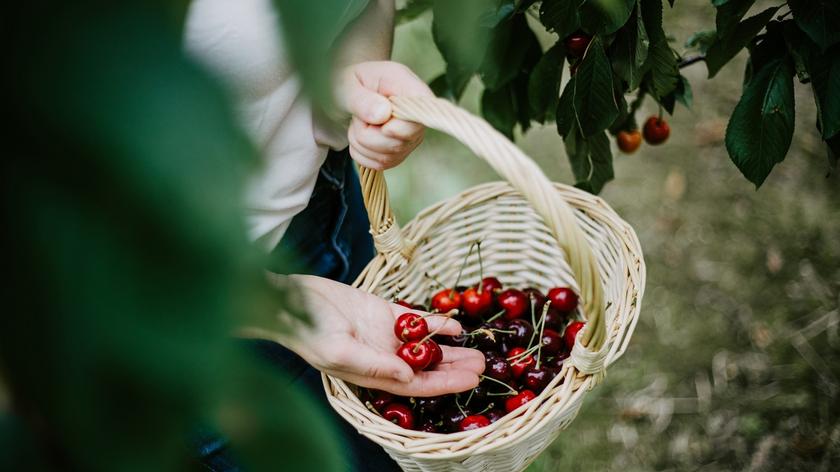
[184,0,347,250]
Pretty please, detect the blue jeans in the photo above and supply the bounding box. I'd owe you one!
[199,149,399,471]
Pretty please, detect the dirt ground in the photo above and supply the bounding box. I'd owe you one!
[389,1,840,470]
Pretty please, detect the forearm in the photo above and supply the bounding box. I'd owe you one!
[335,0,395,67]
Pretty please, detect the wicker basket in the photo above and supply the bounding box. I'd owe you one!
[322,96,645,472]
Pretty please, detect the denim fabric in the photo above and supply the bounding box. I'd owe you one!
[199,148,399,472]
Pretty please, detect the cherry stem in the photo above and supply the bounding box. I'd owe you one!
[417,309,457,322]
[424,272,446,289]
[527,301,551,350]
[476,240,484,293]
[455,396,467,417]
[507,344,539,363]
[536,304,547,369]
[464,387,475,407]
[474,403,494,416]
[486,309,506,323]
[451,242,476,298]
[414,310,459,348]
[480,375,518,395]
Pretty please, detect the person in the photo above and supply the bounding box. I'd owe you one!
[183,0,485,470]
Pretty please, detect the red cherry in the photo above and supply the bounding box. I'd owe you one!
[565,33,592,58]
[547,287,578,313]
[382,403,415,429]
[539,328,564,356]
[481,277,503,293]
[428,340,443,368]
[368,390,394,412]
[504,390,537,413]
[617,129,642,154]
[461,287,493,319]
[498,289,529,320]
[459,414,491,431]
[394,313,429,342]
[397,340,435,371]
[564,321,586,351]
[642,116,670,145]
[431,289,462,313]
[507,347,535,378]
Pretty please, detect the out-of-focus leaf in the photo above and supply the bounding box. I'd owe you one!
[396,0,433,23]
[706,7,780,78]
[2,3,341,471]
[528,42,565,123]
[787,0,840,52]
[725,58,796,187]
[428,73,451,98]
[480,14,540,90]
[482,85,517,139]
[685,30,717,54]
[539,0,584,40]
[432,0,497,98]
[572,36,619,137]
[580,0,635,36]
[827,134,840,172]
[273,0,370,114]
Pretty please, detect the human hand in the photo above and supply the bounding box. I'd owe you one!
[250,275,485,397]
[337,61,434,171]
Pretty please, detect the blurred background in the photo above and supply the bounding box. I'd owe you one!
[388,0,840,469]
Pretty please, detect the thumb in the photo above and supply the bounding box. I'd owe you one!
[344,81,392,125]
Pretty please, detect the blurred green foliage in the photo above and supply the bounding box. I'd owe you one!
[0,2,351,471]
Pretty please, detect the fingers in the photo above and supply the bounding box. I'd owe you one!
[381,119,424,141]
[340,71,392,125]
[438,346,486,373]
[324,341,414,384]
[340,368,480,398]
[423,315,462,337]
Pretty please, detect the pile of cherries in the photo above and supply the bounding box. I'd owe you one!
[364,269,586,434]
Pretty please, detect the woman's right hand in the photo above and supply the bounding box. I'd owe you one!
[243,274,485,397]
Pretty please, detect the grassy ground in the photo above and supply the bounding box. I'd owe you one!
[390,2,840,470]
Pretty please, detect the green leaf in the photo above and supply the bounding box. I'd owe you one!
[528,43,565,123]
[676,75,693,108]
[685,30,717,54]
[706,6,780,78]
[643,39,680,99]
[827,134,840,172]
[480,14,540,90]
[432,0,497,98]
[572,36,619,137]
[805,45,840,139]
[714,0,756,39]
[788,0,840,52]
[611,2,650,89]
[725,58,796,187]
[564,128,614,193]
[782,21,812,83]
[539,0,584,39]
[556,79,576,137]
[482,84,517,139]
[580,0,636,36]
[428,73,450,98]
[640,0,665,44]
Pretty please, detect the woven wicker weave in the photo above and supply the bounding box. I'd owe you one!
[322,96,645,472]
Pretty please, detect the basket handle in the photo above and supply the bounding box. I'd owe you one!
[359,95,607,356]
